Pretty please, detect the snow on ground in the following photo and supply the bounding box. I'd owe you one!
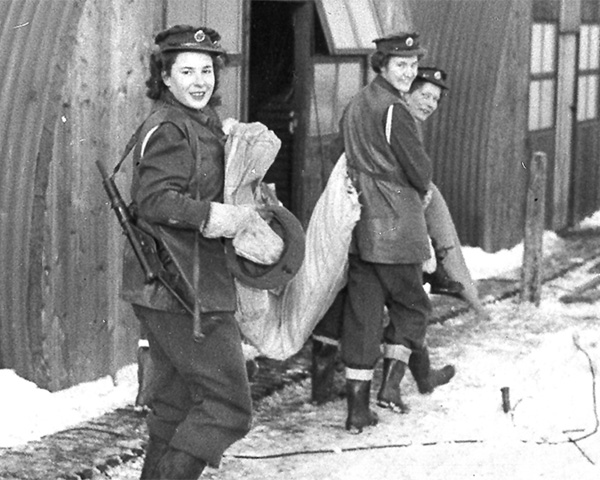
[0,211,599,450]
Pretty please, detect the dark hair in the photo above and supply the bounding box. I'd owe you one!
[408,78,447,98]
[370,51,391,74]
[145,25,227,105]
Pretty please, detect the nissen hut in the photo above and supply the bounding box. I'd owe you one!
[1,0,599,390]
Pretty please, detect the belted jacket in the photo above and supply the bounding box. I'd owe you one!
[341,75,433,264]
[121,92,237,313]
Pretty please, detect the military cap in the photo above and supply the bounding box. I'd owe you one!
[416,67,449,90]
[225,204,306,290]
[373,32,427,58]
[155,25,225,55]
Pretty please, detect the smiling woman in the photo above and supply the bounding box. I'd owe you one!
[117,24,265,479]
[162,51,216,110]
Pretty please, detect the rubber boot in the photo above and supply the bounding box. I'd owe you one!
[423,261,465,298]
[345,380,379,433]
[157,447,206,480]
[376,359,409,413]
[311,340,339,404]
[139,435,170,480]
[408,346,455,394]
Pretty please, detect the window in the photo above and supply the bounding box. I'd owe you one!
[577,24,599,121]
[315,0,382,55]
[528,23,557,131]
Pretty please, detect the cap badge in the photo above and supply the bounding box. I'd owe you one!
[194,30,206,43]
[434,71,442,80]
[406,37,414,47]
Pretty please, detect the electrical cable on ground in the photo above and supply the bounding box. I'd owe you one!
[226,341,598,466]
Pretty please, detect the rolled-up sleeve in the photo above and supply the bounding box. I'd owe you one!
[135,122,211,229]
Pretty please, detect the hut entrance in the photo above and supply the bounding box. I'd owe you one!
[248,0,310,212]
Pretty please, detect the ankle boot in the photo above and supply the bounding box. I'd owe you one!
[376,359,409,413]
[140,435,170,479]
[157,447,206,480]
[423,261,465,297]
[345,379,379,433]
[408,346,455,394]
[311,340,339,404]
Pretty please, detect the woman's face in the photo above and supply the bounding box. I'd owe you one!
[381,55,419,93]
[162,51,215,110]
[404,82,443,123]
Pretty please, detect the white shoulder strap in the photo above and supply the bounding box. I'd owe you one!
[141,125,160,157]
[385,105,394,144]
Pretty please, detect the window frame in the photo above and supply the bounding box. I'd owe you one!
[577,23,600,122]
[315,0,383,55]
[528,21,558,132]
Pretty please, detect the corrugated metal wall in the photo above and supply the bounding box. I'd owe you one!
[0,0,163,391]
[409,0,531,251]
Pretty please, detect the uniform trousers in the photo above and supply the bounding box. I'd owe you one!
[132,305,252,467]
[341,254,431,370]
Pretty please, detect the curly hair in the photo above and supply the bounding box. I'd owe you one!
[145,25,227,106]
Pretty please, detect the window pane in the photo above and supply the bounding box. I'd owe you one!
[317,0,382,54]
[345,0,379,49]
[336,62,362,122]
[590,25,599,69]
[578,76,589,121]
[540,79,555,128]
[587,75,598,119]
[529,81,541,130]
[542,24,556,73]
[531,24,543,74]
[580,25,591,70]
[311,63,337,135]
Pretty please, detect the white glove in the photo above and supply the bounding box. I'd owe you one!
[202,203,259,238]
[202,203,284,265]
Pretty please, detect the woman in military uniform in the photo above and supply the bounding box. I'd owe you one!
[123,25,270,479]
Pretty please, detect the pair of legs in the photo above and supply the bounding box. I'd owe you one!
[313,255,455,432]
[133,305,252,479]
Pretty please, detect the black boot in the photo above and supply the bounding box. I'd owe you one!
[376,359,409,413]
[139,435,169,479]
[408,346,455,394]
[345,380,379,433]
[423,262,465,297]
[311,340,339,404]
[157,447,206,479]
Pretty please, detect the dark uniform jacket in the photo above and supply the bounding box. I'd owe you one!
[342,75,433,264]
[121,92,237,313]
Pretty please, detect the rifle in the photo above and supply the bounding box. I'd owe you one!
[96,159,203,338]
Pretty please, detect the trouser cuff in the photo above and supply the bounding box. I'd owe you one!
[383,344,412,363]
[345,367,374,381]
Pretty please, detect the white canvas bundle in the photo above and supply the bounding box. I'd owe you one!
[224,122,360,359]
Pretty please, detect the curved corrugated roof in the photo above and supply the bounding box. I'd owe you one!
[0,0,84,372]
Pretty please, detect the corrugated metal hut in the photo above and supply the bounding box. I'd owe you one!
[0,0,162,390]
[408,0,600,250]
[3,0,599,391]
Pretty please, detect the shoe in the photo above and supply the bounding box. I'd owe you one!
[139,435,169,479]
[157,447,206,479]
[345,379,379,433]
[408,346,455,394]
[311,340,339,404]
[376,359,409,413]
[423,263,465,298]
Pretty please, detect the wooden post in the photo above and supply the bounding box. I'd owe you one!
[520,152,547,306]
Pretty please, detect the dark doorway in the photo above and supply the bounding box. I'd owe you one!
[248,1,298,210]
